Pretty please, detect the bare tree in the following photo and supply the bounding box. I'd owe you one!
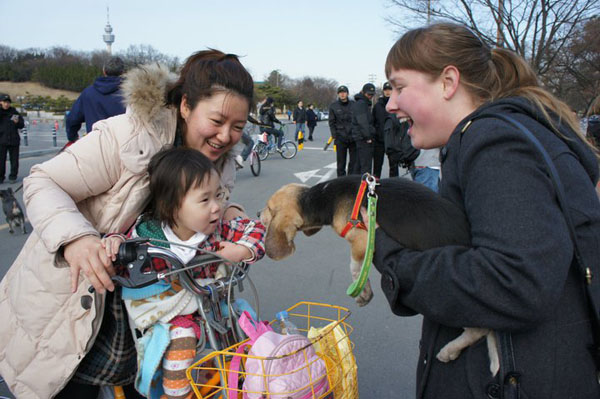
[386,0,599,77]
[290,77,338,109]
[544,16,600,112]
[117,44,179,71]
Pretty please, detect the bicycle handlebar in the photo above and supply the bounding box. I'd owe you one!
[108,238,248,297]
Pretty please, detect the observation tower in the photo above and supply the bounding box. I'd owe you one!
[103,7,115,54]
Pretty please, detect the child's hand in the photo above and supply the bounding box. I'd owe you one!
[216,241,252,263]
[101,235,125,263]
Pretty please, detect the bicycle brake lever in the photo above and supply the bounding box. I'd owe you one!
[112,244,160,288]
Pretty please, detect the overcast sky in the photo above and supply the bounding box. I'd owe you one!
[0,0,404,94]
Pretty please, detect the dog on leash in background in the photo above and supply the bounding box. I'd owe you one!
[260,175,500,375]
[0,187,26,234]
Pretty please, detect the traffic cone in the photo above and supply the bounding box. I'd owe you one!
[298,130,304,150]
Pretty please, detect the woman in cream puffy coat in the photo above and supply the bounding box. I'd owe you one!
[0,50,254,398]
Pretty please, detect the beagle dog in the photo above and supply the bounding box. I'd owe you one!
[260,175,499,375]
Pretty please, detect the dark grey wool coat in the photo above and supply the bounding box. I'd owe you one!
[374,97,600,399]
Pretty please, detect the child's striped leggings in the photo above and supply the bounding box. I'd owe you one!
[161,325,197,399]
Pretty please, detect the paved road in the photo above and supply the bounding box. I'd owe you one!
[0,122,421,398]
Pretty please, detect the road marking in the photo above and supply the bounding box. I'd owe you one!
[295,169,322,183]
[294,163,337,183]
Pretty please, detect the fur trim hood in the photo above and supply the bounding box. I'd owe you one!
[121,63,178,122]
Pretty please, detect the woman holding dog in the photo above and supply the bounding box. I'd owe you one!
[0,50,253,398]
[373,23,600,398]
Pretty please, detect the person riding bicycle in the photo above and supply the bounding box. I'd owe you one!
[259,97,284,150]
[102,147,266,399]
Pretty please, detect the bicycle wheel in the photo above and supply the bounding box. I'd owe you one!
[250,150,261,176]
[279,141,297,159]
[256,142,269,161]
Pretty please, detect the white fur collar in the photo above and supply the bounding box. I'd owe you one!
[120,63,178,123]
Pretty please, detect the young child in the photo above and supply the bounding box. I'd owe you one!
[102,147,266,399]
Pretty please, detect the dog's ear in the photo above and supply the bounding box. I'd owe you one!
[302,227,322,236]
[265,211,304,260]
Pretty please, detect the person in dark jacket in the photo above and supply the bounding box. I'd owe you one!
[373,23,600,399]
[306,104,318,141]
[292,100,307,141]
[259,97,284,150]
[383,114,416,177]
[0,94,24,183]
[351,83,376,174]
[328,85,357,176]
[65,56,126,142]
[372,82,392,177]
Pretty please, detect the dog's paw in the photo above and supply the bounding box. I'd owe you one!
[355,282,374,307]
[436,346,460,363]
[489,356,500,377]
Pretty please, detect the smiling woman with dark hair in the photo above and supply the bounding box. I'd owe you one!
[0,50,254,398]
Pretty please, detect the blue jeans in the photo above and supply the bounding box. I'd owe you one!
[294,123,305,141]
[410,167,440,192]
[240,132,253,160]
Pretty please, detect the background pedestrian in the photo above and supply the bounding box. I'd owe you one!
[0,94,24,184]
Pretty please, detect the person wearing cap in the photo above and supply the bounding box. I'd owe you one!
[371,82,393,178]
[65,56,126,143]
[0,94,24,184]
[328,85,358,176]
[351,83,377,174]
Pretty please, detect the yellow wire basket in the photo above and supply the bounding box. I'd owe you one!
[186,301,358,399]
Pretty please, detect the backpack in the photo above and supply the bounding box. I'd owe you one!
[228,311,330,399]
[384,116,419,167]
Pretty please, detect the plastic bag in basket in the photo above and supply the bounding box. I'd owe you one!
[308,322,357,397]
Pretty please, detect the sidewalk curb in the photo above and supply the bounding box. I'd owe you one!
[20,148,60,159]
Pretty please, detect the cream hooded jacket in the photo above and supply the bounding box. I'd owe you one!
[0,64,236,398]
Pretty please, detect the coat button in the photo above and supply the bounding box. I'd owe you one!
[486,383,500,399]
[382,271,395,293]
[81,295,93,310]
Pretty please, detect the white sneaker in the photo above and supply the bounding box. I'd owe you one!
[235,155,244,168]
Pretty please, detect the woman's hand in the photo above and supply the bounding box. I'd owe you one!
[63,235,116,294]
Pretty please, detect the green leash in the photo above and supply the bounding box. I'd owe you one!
[346,190,378,297]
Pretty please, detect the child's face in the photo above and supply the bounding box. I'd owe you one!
[174,170,225,239]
